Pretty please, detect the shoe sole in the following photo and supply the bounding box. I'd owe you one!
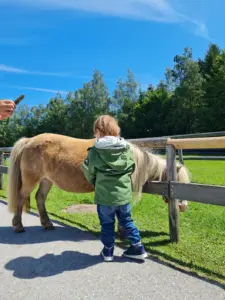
[123,252,148,260]
[101,251,114,262]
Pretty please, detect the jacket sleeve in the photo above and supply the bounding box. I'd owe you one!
[81,149,96,185]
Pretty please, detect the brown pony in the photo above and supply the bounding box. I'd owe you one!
[7,133,190,233]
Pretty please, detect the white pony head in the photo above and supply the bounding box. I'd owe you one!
[129,143,190,212]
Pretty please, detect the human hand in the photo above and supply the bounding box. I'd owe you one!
[0,100,16,120]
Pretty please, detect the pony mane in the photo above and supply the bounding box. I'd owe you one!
[129,143,166,203]
[129,142,190,205]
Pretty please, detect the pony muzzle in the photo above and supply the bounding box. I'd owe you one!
[163,197,188,212]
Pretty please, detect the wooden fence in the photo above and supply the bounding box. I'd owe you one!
[1,134,225,243]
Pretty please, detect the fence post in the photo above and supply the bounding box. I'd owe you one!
[178,149,184,165]
[166,144,179,243]
[0,151,4,190]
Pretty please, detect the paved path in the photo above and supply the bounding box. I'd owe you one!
[0,201,224,300]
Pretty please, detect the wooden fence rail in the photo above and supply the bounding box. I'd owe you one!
[168,136,225,149]
[1,133,225,243]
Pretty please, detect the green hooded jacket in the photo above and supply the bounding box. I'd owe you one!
[81,136,135,206]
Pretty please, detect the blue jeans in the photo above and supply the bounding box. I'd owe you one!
[97,203,141,249]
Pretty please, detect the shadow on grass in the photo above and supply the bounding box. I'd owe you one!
[138,230,170,246]
[139,230,168,238]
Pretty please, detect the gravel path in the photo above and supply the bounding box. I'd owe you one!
[0,201,224,300]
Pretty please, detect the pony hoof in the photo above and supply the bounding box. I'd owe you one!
[44,222,55,231]
[118,234,125,240]
[117,228,126,240]
[179,200,188,212]
[179,205,188,212]
[14,226,25,233]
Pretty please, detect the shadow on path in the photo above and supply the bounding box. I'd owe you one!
[0,225,96,245]
[5,250,131,279]
[1,200,224,289]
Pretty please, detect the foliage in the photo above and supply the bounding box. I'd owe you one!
[1,43,225,145]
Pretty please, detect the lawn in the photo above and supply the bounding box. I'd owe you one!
[0,159,225,284]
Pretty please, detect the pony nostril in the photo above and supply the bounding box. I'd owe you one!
[179,201,188,212]
[163,197,169,203]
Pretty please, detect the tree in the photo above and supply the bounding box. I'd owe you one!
[200,49,225,131]
[132,81,172,138]
[1,43,225,146]
[198,43,221,79]
[40,94,69,135]
[165,48,204,134]
[112,69,139,115]
[66,70,110,138]
[112,69,140,137]
[0,118,11,146]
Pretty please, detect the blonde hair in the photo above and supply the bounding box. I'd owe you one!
[94,115,120,137]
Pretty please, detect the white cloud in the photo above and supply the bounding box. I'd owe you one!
[0,64,69,77]
[0,0,185,22]
[0,64,118,82]
[11,85,68,95]
[0,0,209,39]
[194,21,211,41]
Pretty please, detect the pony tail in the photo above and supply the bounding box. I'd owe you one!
[7,137,29,213]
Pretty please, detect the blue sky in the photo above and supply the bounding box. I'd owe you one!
[0,0,225,107]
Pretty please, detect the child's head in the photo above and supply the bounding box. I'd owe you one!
[94,115,120,138]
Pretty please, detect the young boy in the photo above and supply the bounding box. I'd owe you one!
[81,115,147,262]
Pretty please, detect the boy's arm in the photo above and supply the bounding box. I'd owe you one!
[81,149,96,185]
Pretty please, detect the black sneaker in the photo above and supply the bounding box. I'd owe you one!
[123,245,147,260]
[101,246,114,262]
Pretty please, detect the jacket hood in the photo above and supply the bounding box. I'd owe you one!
[94,136,133,171]
[94,136,127,149]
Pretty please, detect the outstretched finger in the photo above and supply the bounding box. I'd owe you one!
[2,103,15,109]
[0,100,15,109]
[3,100,15,105]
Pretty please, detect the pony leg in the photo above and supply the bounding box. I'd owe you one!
[117,224,126,240]
[12,182,36,233]
[12,193,26,233]
[35,179,54,230]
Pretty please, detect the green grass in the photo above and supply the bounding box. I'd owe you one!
[1,160,225,285]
